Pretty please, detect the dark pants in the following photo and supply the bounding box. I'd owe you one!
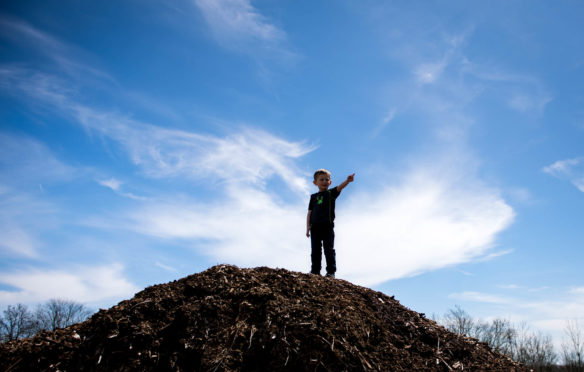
[310,224,336,275]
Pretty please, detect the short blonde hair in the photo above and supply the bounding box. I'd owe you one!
[313,168,331,180]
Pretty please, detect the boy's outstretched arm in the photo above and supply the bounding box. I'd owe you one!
[336,173,355,192]
[306,210,312,237]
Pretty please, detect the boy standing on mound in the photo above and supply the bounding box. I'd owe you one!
[306,169,355,278]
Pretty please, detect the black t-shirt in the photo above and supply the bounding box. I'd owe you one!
[308,187,341,225]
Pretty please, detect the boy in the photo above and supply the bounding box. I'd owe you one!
[306,169,355,278]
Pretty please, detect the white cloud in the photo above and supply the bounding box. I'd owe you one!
[0,226,38,258]
[0,67,314,195]
[371,107,397,138]
[114,160,514,287]
[528,286,549,293]
[73,110,314,194]
[573,178,584,192]
[0,264,139,308]
[383,20,552,118]
[477,249,514,261]
[0,133,75,258]
[190,0,299,77]
[121,185,308,270]
[0,188,58,258]
[193,0,286,51]
[449,291,512,304]
[97,178,147,200]
[505,187,535,206]
[469,68,552,115]
[0,132,76,184]
[382,108,397,124]
[120,192,147,201]
[508,93,552,114]
[415,61,447,84]
[543,157,584,192]
[499,284,521,290]
[0,17,113,82]
[155,261,179,273]
[337,169,514,285]
[543,158,581,175]
[98,178,122,191]
[97,178,146,200]
[508,95,532,112]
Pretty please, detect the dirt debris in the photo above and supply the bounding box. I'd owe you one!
[0,265,527,371]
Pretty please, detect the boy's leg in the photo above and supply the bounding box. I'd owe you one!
[323,227,336,275]
[310,227,323,275]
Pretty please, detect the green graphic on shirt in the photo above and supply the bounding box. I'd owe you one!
[316,196,324,205]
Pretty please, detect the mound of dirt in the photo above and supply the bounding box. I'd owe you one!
[0,265,526,371]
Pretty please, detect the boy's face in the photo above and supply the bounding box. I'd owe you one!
[313,174,332,192]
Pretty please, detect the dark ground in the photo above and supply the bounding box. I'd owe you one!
[0,265,527,371]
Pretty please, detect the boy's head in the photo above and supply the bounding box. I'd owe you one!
[313,169,332,191]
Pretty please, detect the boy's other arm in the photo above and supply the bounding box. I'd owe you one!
[336,173,355,192]
[306,210,312,237]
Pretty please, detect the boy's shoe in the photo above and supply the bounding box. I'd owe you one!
[325,273,335,278]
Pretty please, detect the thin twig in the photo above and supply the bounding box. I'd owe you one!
[439,357,453,371]
[248,325,257,349]
[5,357,22,372]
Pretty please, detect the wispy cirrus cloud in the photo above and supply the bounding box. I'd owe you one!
[415,60,448,84]
[449,291,513,305]
[0,66,314,194]
[194,0,285,44]
[0,224,39,258]
[508,93,551,114]
[192,0,297,64]
[461,61,553,115]
[374,16,552,139]
[0,17,113,82]
[98,178,122,191]
[73,106,314,194]
[0,133,74,258]
[97,178,146,200]
[371,107,397,139]
[0,187,54,258]
[543,157,584,192]
[0,264,139,307]
[0,132,76,185]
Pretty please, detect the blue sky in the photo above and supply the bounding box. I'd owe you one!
[1,0,583,346]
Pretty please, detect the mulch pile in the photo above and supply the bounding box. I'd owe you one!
[0,264,526,371]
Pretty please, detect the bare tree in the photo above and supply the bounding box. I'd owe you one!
[443,305,476,337]
[476,318,516,357]
[440,307,558,370]
[34,299,92,333]
[562,319,584,372]
[0,304,37,342]
[512,323,556,371]
[1,299,92,342]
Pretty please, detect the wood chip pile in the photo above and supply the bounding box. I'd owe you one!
[0,265,527,371]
